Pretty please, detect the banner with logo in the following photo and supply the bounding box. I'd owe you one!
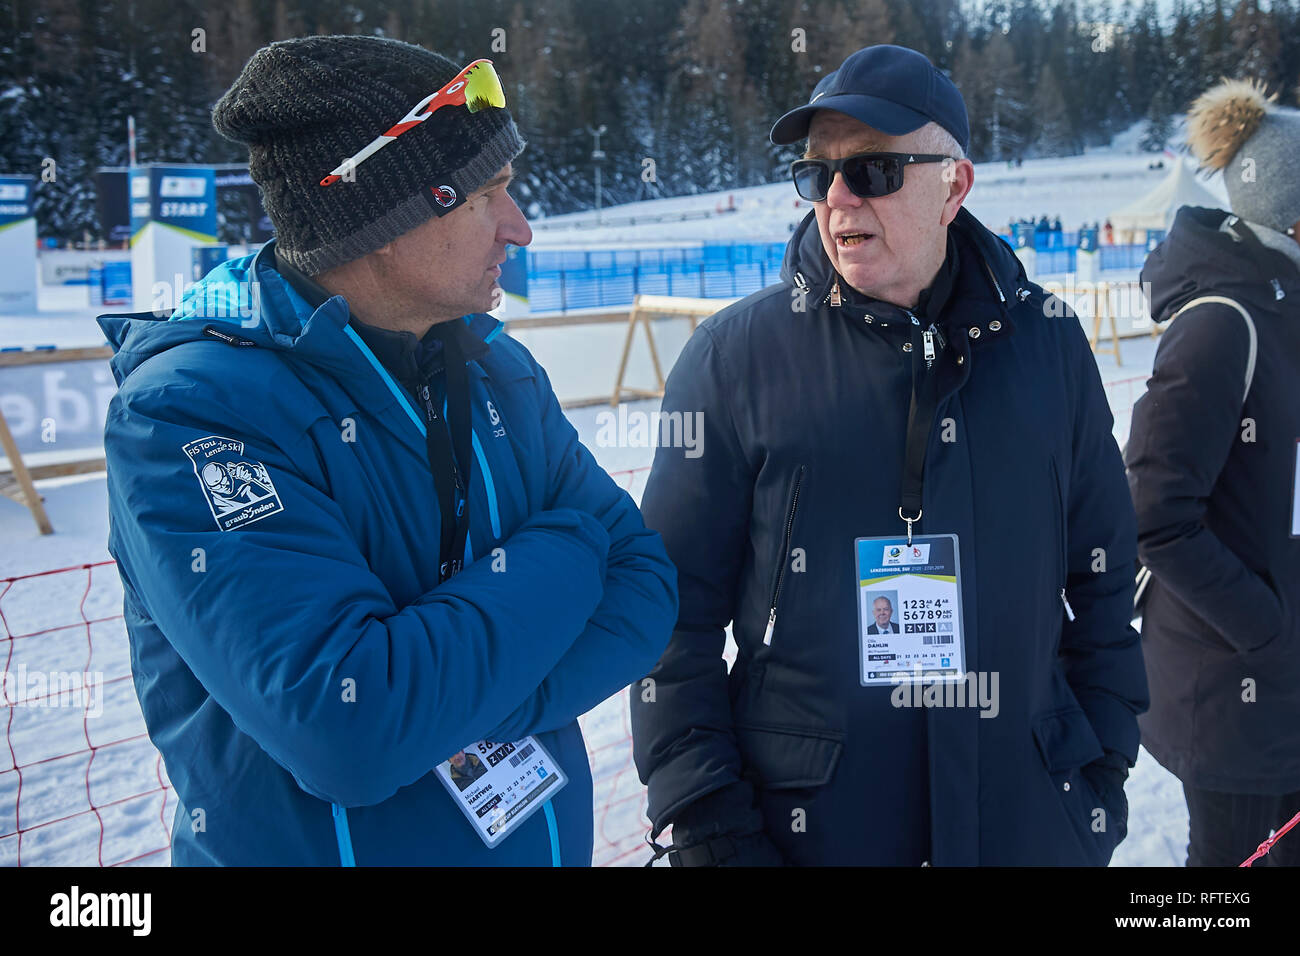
[0,174,37,314]
[130,165,217,312]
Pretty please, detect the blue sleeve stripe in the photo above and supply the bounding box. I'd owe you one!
[331,803,357,866]
[470,430,503,540]
[543,801,561,867]
[343,325,426,437]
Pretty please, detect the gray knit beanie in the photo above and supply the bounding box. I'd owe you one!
[212,35,526,275]
[1186,78,1300,236]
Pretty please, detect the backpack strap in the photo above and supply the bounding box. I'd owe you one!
[1169,295,1257,406]
[1134,294,1258,621]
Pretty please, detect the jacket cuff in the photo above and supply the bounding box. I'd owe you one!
[671,780,765,846]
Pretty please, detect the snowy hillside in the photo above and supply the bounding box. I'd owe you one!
[530,121,1227,248]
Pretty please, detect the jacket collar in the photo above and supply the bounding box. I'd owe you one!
[1143,206,1300,324]
[273,246,492,399]
[99,241,506,462]
[776,207,1034,409]
[1234,217,1300,274]
[781,206,1021,320]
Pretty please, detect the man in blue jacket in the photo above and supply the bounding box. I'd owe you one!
[98,35,676,866]
[631,45,1147,866]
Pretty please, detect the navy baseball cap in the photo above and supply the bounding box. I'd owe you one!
[771,45,969,153]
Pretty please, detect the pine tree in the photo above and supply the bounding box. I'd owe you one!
[1200,0,1236,81]
[1032,62,1076,156]
[1229,0,1282,87]
[498,0,593,214]
[822,0,894,68]
[1164,1,1202,114]
[954,29,1031,162]
[1139,81,1174,151]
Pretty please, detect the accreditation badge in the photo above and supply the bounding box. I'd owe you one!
[434,736,567,848]
[855,533,966,687]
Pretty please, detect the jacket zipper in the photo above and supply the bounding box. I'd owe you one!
[900,308,943,371]
[1050,456,1075,622]
[420,382,464,497]
[764,465,805,645]
[981,258,1007,305]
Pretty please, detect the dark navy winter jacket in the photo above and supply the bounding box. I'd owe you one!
[631,207,1148,865]
[97,241,676,865]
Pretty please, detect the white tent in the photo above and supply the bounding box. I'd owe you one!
[1109,158,1223,242]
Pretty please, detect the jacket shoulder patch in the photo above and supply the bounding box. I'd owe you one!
[182,435,285,531]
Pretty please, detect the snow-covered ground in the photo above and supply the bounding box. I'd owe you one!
[3,130,1216,866]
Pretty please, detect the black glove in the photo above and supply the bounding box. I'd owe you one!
[655,782,785,866]
[1081,750,1131,845]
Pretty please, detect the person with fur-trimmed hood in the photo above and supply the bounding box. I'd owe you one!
[1127,78,1300,866]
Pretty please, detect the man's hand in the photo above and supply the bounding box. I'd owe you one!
[1081,750,1131,846]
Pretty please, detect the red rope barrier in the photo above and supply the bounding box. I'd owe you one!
[1,471,657,867]
[1239,810,1300,867]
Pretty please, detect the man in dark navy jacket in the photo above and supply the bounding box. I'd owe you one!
[631,45,1148,866]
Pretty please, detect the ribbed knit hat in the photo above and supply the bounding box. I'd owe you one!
[212,35,526,275]
[1186,78,1300,236]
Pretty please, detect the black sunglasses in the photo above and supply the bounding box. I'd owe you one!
[790,152,953,202]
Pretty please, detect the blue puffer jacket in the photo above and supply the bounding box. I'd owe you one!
[97,241,677,866]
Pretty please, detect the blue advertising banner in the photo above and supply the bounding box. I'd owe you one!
[0,175,33,226]
[0,174,37,313]
[150,166,217,239]
[129,165,217,243]
[129,164,218,311]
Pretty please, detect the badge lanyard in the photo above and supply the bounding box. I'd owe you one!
[424,325,473,582]
[898,318,943,544]
[273,247,472,582]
